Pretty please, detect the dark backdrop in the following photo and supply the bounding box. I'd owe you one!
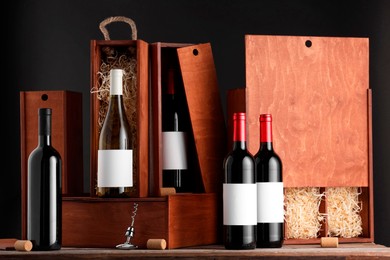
[3,0,390,246]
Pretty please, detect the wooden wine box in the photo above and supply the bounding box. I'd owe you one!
[60,42,226,249]
[150,42,227,196]
[20,90,84,239]
[243,35,373,244]
[89,39,149,198]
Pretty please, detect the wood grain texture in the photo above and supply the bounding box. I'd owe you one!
[1,243,389,259]
[89,40,149,197]
[245,35,369,187]
[167,193,218,249]
[177,43,227,194]
[62,194,218,249]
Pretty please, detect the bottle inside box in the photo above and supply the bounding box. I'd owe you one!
[284,187,370,242]
[93,44,139,197]
[160,47,204,193]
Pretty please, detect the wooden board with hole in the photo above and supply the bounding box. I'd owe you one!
[245,35,370,188]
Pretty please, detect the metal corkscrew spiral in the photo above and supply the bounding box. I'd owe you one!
[116,203,139,249]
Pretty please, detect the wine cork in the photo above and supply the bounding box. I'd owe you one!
[320,237,338,248]
[14,240,33,251]
[146,239,167,250]
[159,187,176,197]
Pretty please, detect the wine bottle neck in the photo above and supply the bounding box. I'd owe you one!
[38,111,52,146]
[260,142,273,151]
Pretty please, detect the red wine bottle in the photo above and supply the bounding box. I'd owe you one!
[27,108,62,250]
[223,112,257,249]
[255,114,284,248]
[162,68,188,193]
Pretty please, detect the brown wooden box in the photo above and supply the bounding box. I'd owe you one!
[150,42,227,196]
[244,35,373,244]
[60,42,226,249]
[89,39,149,197]
[62,194,218,249]
[20,90,84,239]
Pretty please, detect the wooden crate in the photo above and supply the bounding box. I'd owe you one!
[60,42,225,249]
[20,90,84,239]
[89,39,149,197]
[244,35,373,243]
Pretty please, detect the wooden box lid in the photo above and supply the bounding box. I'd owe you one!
[245,35,370,188]
[177,43,227,194]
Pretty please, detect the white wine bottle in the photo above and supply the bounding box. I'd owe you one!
[97,69,134,197]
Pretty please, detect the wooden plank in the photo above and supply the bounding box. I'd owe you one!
[245,35,369,187]
[167,193,218,249]
[0,243,389,259]
[177,43,227,194]
[62,197,168,248]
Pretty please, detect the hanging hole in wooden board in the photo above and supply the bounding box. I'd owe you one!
[193,49,199,56]
[41,94,48,101]
[305,40,312,48]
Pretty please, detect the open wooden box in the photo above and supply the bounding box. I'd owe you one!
[89,39,149,198]
[244,35,373,244]
[20,90,84,239]
[60,41,227,249]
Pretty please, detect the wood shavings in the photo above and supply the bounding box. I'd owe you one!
[93,46,138,135]
[284,187,325,239]
[326,187,363,238]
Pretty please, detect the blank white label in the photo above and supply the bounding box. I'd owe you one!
[98,150,133,187]
[257,182,284,223]
[223,183,257,225]
[162,132,188,170]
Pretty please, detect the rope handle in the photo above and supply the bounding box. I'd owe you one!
[99,16,137,40]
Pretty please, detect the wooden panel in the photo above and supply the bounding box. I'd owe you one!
[62,194,218,249]
[177,43,227,194]
[20,90,84,239]
[89,40,149,197]
[62,197,168,248]
[167,193,218,249]
[245,35,369,187]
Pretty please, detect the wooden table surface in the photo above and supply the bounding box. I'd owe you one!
[0,243,389,259]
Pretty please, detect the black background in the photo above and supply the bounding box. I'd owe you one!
[3,0,390,246]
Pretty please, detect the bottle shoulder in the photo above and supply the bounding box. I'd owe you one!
[28,145,62,161]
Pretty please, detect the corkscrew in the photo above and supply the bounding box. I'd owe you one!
[116,202,138,249]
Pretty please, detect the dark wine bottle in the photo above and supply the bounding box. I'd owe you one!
[255,114,284,248]
[223,112,257,250]
[97,69,134,197]
[162,68,188,193]
[27,108,62,250]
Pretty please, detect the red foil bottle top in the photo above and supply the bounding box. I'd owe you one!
[233,112,246,142]
[260,114,273,142]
